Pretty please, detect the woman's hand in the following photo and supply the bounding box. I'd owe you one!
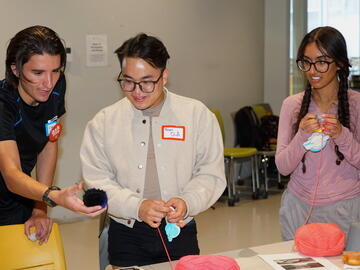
[321,114,343,139]
[299,113,320,133]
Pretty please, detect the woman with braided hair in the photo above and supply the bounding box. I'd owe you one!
[275,26,360,240]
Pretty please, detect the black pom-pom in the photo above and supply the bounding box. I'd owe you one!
[83,188,108,208]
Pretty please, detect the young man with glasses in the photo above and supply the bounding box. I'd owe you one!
[80,33,226,268]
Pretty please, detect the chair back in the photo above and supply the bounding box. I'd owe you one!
[211,109,225,144]
[234,106,264,149]
[252,103,273,119]
[0,223,66,270]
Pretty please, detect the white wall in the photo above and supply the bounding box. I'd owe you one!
[0,0,265,222]
[264,0,290,114]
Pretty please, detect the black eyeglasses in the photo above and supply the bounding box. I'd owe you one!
[117,70,164,93]
[296,59,335,73]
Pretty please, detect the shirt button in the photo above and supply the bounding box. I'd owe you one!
[140,141,146,147]
[127,220,131,225]
[138,164,143,169]
[136,188,141,193]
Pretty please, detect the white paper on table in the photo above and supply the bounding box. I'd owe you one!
[344,264,360,269]
[258,253,340,270]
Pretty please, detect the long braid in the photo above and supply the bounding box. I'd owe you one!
[294,84,312,133]
[337,70,350,129]
[335,69,350,165]
[294,84,312,173]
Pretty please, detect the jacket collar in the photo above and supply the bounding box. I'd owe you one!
[127,87,171,118]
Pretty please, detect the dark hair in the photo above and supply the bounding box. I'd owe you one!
[294,26,351,172]
[5,25,66,89]
[114,33,170,70]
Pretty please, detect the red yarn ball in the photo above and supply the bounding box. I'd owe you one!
[294,223,345,257]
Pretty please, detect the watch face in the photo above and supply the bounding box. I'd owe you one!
[43,195,56,207]
[45,197,56,207]
[44,199,56,207]
[42,186,60,207]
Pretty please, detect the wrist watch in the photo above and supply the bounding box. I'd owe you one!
[42,186,61,207]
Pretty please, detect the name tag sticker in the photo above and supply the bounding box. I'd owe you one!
[45,121,57,136]
[162,126,185,141]
[49,123,63,142]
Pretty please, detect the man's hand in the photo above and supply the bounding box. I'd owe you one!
[24,208,53,245]
[138,200,170,228]
[50,182,107,217]
[165,198,187,228]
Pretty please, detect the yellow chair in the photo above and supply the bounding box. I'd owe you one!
[211,109,259,205]
[0,223,66,270]
[251,103,273,120]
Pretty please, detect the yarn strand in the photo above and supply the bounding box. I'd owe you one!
[304,132,325,225]
[157,227,175,270]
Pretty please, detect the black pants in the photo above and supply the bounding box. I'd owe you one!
[108,218,200,267]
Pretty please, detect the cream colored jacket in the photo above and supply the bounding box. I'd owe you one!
[80,90,226,228]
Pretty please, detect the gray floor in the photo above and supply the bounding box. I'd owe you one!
[59,186,284,270]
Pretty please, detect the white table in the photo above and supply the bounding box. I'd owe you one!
[141,241,344,270]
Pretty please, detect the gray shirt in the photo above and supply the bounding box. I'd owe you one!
[142,95,165,200]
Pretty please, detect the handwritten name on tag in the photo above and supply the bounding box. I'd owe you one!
[162,126,185,141]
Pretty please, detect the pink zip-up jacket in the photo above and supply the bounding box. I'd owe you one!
[275,89,360,205]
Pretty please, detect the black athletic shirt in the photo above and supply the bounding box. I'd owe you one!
[0,74,66,225]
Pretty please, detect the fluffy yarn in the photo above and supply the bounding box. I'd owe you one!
[83,188,108,208]
[294,223,345,257]
[175,255,240,270]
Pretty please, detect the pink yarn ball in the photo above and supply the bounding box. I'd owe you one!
[294,223,345,257]
[175,255,240,270]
